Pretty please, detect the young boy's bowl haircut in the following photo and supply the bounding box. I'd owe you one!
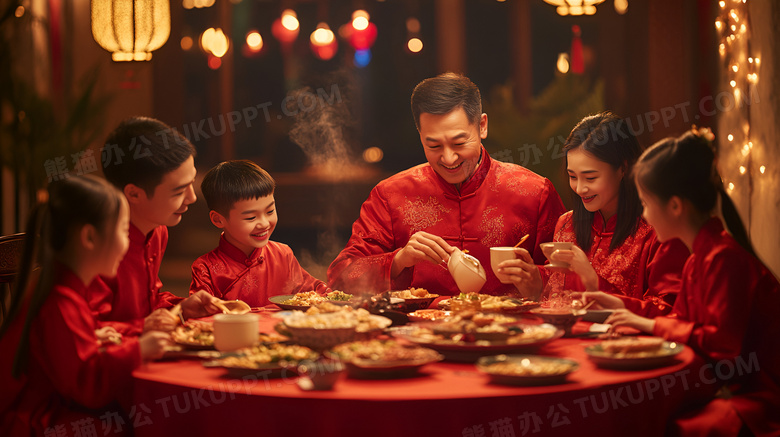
[200,160,276,216]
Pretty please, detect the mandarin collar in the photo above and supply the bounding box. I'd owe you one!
[218,233,264,265]
[692,217,724,254]
[432,147,491,197]
[129,222,152,244]
[591,211,617,235]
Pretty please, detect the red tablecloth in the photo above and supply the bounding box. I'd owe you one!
[132,314,700,437]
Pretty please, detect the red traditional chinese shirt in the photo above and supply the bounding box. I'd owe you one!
[0,264,141,436]
[544,211,689,317]
[86,224,182,334]
[190,236,330,307]
[327,149,565,296]
[653,218,780,436]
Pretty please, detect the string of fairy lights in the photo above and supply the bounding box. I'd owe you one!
[714,0,764,196]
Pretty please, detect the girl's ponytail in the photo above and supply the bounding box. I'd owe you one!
[717,185,756,257]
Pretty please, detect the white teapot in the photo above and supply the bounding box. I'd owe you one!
[447,248,487,294]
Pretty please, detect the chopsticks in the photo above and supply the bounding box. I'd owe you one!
[170,303,185,325]
[513,234,530,248]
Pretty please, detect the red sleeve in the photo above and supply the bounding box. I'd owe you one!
[327,187,399,293]
[654,251,751,361]
[189,258,223,299]
[32,296,142,409]
[86,275,114,321]
[152,291,183,311]
[151,228,183,310]
[96,319,143,337]
[621,237,688,317]
[530,180,566,265]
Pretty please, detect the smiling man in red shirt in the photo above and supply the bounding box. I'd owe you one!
[88,117,221,334]
[328,73,565,297]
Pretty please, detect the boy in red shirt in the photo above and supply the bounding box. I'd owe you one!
[87,117,220,334]
[190,160,329,307]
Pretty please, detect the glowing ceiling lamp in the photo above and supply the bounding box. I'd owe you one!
[91,0,171,61]
[543,0,605,16]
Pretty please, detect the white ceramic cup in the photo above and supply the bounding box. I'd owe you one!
[213,313,260,351]
[490,247,517,284]
[540,242,574,268]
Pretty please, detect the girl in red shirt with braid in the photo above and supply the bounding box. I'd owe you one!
[607,128,780,436]
[0,175,170,436]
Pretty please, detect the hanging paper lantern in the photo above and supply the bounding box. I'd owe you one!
[310,23,337,60]
[91,0,171,61]
[272,9,299,45]
[342,10,377,51]
[349,21,377,50]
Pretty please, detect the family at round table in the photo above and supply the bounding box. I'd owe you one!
[1,73,778,437]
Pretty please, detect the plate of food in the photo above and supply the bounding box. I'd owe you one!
[328,339,443,379]
[387,288,440,312]
[529,307,587,336]
[390,323,563,362]
[438,294,541,313]
[477,354,579,386]
[269,291,355,311]
[276,307,393,350]
[203,343,318,378]
[584,337,684,370]
[171,320,215,350]
[407,309,452,322]
[428,312,524,342]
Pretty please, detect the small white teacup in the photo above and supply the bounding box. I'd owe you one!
[213,313,260,351]
[540,242,574,269]
[490,247,517,284]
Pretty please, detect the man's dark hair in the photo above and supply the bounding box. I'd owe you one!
[103,116,196,196]
[200,160,276,216]
[411,72,482,130]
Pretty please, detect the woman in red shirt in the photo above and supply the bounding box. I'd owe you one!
[499,112,688,315]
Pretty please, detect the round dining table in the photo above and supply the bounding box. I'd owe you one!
[132,312,701,437]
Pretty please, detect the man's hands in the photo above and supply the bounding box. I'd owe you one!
[391,232,455,278]
[181,290,222,319]
[143,308,178,333]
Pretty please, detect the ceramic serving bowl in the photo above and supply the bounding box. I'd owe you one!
[529,308,586,337]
